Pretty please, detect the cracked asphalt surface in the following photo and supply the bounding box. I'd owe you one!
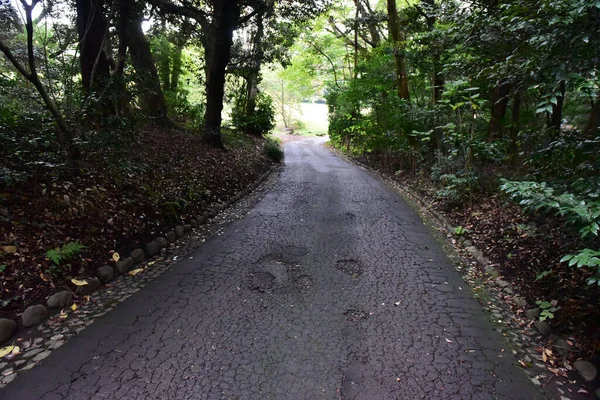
[1,137,542,399]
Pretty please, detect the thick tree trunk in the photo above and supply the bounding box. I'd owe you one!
[202,0,240,147]
[386,0,410,101]
[488,79,512,140]
[549,80,565,134]
[121,0,168,121]
[76,0,111,95]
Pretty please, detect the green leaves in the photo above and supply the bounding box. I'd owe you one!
[560,249,600,284]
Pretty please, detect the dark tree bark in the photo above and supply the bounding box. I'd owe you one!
[201,0,241,147]
[242,12,264,133]
[488,79,512,140]
[549,80,565,134]
[120,0,168,121]
[585,98,600,137]
[386,0,410,101]
[76,0,111,96]
[508,90,521,158]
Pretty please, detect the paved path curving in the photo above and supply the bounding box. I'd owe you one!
[1,137,541,399]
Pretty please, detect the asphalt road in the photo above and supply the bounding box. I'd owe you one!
[1,137,541,399]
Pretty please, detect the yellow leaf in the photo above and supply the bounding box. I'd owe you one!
[59,310,68,319]
[71,278,88,286]
[1,246,17,254]
[0,346,15,358]
[128,268,143,276]
[147,261,156,266]
[112,252,120,262]
[71,303,77,311]
[11,346,20,355]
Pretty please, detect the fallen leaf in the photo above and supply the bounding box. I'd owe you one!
[112,252,120,262]
[0,346,15,358]
[128,268,143,276]
[71,278,88,286]
[148,261,156,266]
[11,346,20,355]
[59,310,68,319]
[71,303,77,311]
[445,338,453,343]
[1,246,16,254]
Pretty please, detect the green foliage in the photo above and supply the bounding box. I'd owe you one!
[536,300,559,321]
[232,92,276,136]
[501,179,600,283]
[45,242,86,275]
[454,226,468,236]
[264,136,284,163]
[161,199,188,222]
[561,249,600,285]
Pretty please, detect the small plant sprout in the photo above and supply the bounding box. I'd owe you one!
[535,300,559,321]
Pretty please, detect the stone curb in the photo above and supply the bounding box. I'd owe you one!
[0,168,275,349]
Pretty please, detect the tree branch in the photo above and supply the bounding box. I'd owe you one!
[147,0,209,29]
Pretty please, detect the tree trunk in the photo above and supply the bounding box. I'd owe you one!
[76,0,111,95]
[245,73,259,117]
[121,0,168,121]
[421,0,443,103]
[549,80,565,134]
[386,0,409,101]
[508,90,521,159]
[488,79,512,140]
[170,42,183,90]
[585,98,600,137]
[202,0,240,148]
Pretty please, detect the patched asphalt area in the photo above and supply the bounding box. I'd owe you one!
[0,137,542,399]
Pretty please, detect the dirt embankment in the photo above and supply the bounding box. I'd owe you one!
[0,125,272,318]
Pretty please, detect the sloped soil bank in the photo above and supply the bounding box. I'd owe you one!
[0,125,271,318]
[352,152,600,390]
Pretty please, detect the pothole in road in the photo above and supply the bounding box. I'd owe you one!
[336,259,363,278]
[344,309,368,323]
[247,271,276,292]
[261,245,309,265]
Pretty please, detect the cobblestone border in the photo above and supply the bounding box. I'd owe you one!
[328,146,597,400]
[0,166,281,388]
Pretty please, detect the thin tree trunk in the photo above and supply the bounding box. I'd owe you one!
[170,42,183,90]
[202,0,240,148]
[549,79,565,134]
[488,79,512,140]
[386,0,409,101]
[0,0,74,160]
[281,79,288,128]
[421,0,443,103]
[508,90,521,159]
